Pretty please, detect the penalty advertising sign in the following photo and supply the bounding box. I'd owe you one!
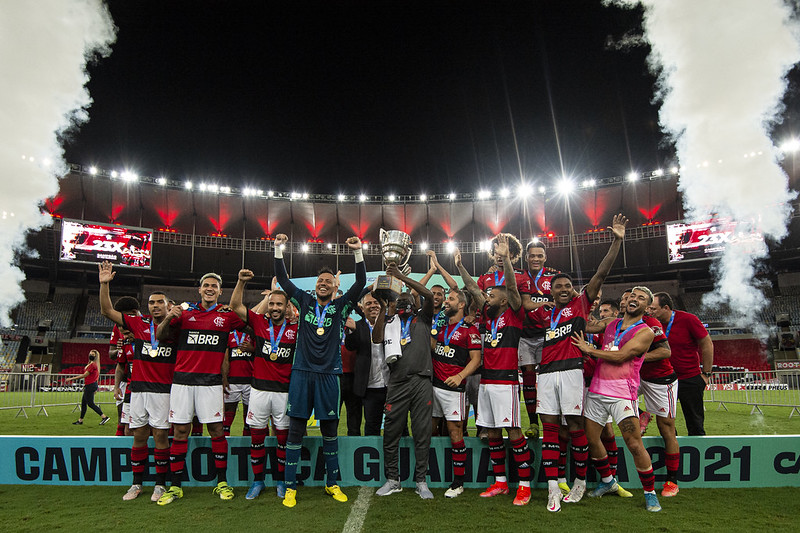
[2,435,799,488]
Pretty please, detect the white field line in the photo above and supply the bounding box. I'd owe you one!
[342,486,374,533]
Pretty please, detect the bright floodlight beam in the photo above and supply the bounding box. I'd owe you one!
[516,183,533,198]
[627,171,639,182]
[781,138,800,153]
[556,178,575,196]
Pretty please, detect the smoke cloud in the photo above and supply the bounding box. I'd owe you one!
[610,0,800,332]
[0,1,115,326]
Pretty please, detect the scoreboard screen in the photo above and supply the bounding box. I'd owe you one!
[666,218,764,264]
[60,219,153,269]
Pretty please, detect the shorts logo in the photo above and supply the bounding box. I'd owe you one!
[214,316,225,328]
[247,411,254,419]
[385,404,392,412]
[187,331,221,345]
[624,406,632,411]
[503,417,510,422]
[452,411,459,416]
[214,412,221,417]
[169,410,175,417]
[659,407,666,412]
[574,405,580,410]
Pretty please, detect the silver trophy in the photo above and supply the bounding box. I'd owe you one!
[373,228,412,301]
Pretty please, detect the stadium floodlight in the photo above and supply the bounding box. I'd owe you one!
[362,243,368,250]
[419,193,427,202]
[556,179,575,195]
[301,244,309,253]
[210,184,220,193]
[221,186,231,194]
[420,242,428,250]
[448,192,456,201]
[267,190,274,197]
[184,181,193,190]
[477,189,491,200]
[539,185,547,194]
[21,154,25,160]
[89,166,98,175]
[782,138,800,153]
[199,183,208,191]
[28,156,35,162]
[670,166,679,174]
[157,177,167,186]
[291,192,300,199]
[387,194,396,202]
[359,194,367,202]
[627,172,639,182]
[326,243,332,249]
[499,187,510,198]
[337,193,346,202]
[532,236,540,243]
[42,158,51,167]
[516,183,533,198]
[110,170,118,178]
[653,168,664,177]
[256,189,263,196]
[445,241,455,253]
[302,192,309,199]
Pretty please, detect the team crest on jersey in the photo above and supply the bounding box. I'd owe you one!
[542,280,551,291]
[214,316,225,328]
[285,329,295,340]
[470,333,481,345]
[562,308,573,318]
[651,326,664,336]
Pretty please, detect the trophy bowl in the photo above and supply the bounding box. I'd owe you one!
[373,228,412,300]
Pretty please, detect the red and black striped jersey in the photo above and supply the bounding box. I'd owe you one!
[432,320,481,391]
[122,315,177,394]
[248,310,297,393]
[640,315,676,382]
[479,305,525,385]
[522,269,556,338]
[528,292,590,374]
[227,331,255,384]
[477,270,531,295]
[110,325,135,381]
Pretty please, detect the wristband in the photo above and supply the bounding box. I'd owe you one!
[274,245,284,259]
[354,249,364,263]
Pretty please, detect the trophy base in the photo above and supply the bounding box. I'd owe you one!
[372,275,404,301]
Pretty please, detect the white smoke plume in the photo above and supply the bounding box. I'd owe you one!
[610,0,800,333]
[0,1,115,326]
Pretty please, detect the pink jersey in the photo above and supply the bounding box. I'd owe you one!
[589,318,649,400]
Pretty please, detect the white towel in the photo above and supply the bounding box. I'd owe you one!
[383,315,403,364]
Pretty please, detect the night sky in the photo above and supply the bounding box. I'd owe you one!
[63,1,725,195]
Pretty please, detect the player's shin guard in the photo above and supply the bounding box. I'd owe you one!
[169,438,188,487]
[241,405,251,436]
[521,369,538,422]
[557,433,569,479]
[541,423,560,480]
[275,429,288,481]
[569,430,589,480]
[488,438,506,480]
[222,409,236,437]
[637,467,655,492]
[250,427,267,482]
[211,436,228,483]
[665,453,680,484]
[601,435,619,476]
[154,447,169,487]
[510,437,533,483]
[451,439,467,480]
[592,455,613,481]
[131,446,148,486]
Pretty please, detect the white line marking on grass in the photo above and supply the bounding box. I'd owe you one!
[342,486,374,533]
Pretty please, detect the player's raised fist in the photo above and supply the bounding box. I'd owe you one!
[386,262,401,278]
[274,234,289,246]
[238,269,254,282]
[495,234,510,257]
[453,247,462,267]
[609,214,628,240]
[98,261,116,283]
[346,236,362,250]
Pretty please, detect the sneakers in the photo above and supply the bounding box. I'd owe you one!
[151,485,167,502]
[513,485,531,506]
[157,486,183,506]
[639,411,651,435]
[376,479,403,497]
[282,488,297,508]
[662,481,679,497]
[615,484,634,498]
[246,481,265,500]
[276,480,286,499]
[122,484,142,501]
[325,485,348,502]
[415,482,434,500]
[213,481,234,501]
[524,424,540,439]
[100,416,111,425]
[480,481,509,497]
[563,479,586,503]
[72,420,83,425]
[590,478,619,498]
[547,487,562,512]
[645,491,662,512]
[444,482,464,499]
[558,481,571,496]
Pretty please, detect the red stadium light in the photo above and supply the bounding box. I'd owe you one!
[546,232,555,238]
[211,232,228,238]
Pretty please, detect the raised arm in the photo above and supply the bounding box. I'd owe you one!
[157,305,182,340]
[454,247,485,309]
[342,236,367,303]
[584,214,628,302]
[371,297,387,344]
[496,234,521,311]
[230,269,253,323]
[386,262,434,318]
[98,262,125,328]
[430,250,460,291]
[273,234,300,299]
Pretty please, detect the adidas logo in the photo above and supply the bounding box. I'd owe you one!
[328,410,336,416]
[623,406,631,411]
[189,316,197,322]
[659,407,666,412]
[452,411,459,416]
[214,412,221,417]
[574,405,580,410]
[503,417,510,422]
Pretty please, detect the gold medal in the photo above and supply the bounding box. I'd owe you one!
[431,328,438,336]
[491,339,498,347]
[316,327,325,335]
[401,339,408,346]
[546,330,555,341]
[270,352,278,361]
[443,346,450,354]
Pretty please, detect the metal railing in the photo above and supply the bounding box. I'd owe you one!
[705,370,800,417]
[0,373,116,418]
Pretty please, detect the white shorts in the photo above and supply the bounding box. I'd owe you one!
[120,400,132,425]
[224,383,252,404]
[169,383,224,424]
[584,391,638,426]
[583,385,611,424]
[536,368,584,417]
[432,387,466,421]
[246,388,289,430]
[518,336,543,367]
[129,392,171,430]
[476,383,521,428]
[116,381,128,407]
[640,379,678,419]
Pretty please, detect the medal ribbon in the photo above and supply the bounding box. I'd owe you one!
[665,311,676,338]
[614,319,644,347]
[549,306,566,333]
[490,317,500,344]
[443,318,464,349]
[401,317,413,343]
[148,320,159,352]
[494,270,505,287]
[269,320,287,353]
[315,301,332,331]
[432,310,443,330]
[189,302,219,313]
[530,268,544,294]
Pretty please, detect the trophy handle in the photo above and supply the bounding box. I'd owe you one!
[380,228,387,242]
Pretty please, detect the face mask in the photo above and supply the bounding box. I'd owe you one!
[396,300,414,316]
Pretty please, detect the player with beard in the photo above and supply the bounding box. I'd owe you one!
[456,234,534,507]
[374,264,437,500]
[98,262,176,502]
[429,287,481,498]
[273,233,366,508]
[229,270,297,500]
[571,286,662,512]
[156,272,247,505]
[526,214,627,512]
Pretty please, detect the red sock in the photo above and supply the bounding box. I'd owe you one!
[154,447,169,486]
[488,438,506,479]
[451,439,467,478]
[222,409,236,437]
[569,430,589,480]
[665,452,680,483]
[131,446,148,475]
[638,467,655,492]
[275,428,288,480]
[169,438,188,487]
[116,423,125,436]
[250,427,267,481]
[521,369,538,422]
[592,455,612,480]
[509,437,532,481]
[557,433,569,479]
[211,436,228,483]
[541,423,560,480]
[601,435,619,476]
